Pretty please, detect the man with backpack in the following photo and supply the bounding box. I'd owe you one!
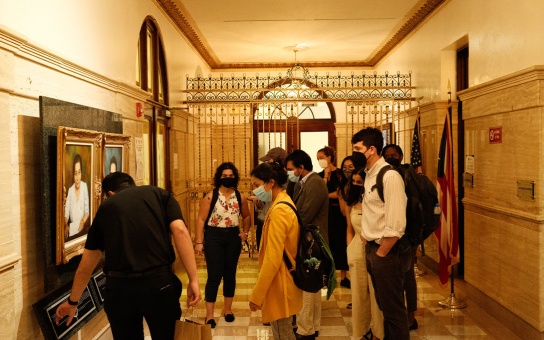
[382,144,420,331]
[352,128,412,340]
[285,150,329,340]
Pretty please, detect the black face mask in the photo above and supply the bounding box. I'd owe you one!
[347,184,364,205]
[385,157,401,167]
[220,177,237,188]
[351,151,368,169]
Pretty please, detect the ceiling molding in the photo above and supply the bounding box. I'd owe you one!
[157,0,446,70]
[367,0,446,65]
[156,0,219,68]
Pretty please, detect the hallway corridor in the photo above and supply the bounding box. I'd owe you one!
[173,250,520,340]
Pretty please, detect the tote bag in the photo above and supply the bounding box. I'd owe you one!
[174,309,212,340]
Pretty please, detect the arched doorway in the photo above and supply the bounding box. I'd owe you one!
[253,79,337,168]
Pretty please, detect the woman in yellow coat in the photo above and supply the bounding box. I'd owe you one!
[249,162,303,340]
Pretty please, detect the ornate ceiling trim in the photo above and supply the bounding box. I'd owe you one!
[157,0,446,70]
[367,0,446,65]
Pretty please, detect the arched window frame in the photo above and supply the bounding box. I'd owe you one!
[137,17,170,189]
[252,79,336,164]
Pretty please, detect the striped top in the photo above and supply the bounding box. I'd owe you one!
[361,157,407,244]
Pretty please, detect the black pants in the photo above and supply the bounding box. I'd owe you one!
[104,271,182,340]
[256,219,264,250]
[204,226,242,302]
[366,237,412,340]
[404,245,418,312]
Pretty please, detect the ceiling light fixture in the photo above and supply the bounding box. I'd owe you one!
[283,45,310,86]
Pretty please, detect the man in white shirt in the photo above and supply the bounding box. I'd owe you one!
[352,127,411,339]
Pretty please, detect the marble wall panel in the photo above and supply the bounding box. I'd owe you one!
[465,206,542,329]
[463,107,542,217]
[460,67,544,331]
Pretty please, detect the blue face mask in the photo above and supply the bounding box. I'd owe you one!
[287,170,300,183]
[253,184,273,202]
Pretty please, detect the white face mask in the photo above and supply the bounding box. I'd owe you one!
[287,170,299,183]
[318,159,328,169]
[253,184,272,202]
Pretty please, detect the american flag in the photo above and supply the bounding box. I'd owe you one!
[436,110,459,285]
[411,118,423,173]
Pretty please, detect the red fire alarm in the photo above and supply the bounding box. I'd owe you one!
[489,127,502,144]
[136,102,143,117]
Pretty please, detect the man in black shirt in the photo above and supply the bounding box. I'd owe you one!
[56,172,201,339]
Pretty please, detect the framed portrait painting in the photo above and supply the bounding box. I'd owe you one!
[56,127,103,265]
[103,133,131,177]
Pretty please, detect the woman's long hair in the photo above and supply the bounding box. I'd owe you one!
[345,167,366,206]
[337,156,352,202]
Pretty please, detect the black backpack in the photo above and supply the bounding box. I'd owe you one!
[278,201,336,294]
[372,164,440,253]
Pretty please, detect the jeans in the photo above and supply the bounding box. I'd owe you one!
[103,271,182,340]
[204,226,242,302]
[366,237,412,340]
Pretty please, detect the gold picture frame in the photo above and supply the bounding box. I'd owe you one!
[103,133,131,178]
[56,127,103,265]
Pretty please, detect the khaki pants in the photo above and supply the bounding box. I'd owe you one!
[295,290,321,335]
[347,237,384,339]
[271,316,296,340]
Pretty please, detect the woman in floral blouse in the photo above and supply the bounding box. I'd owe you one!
[195,162,251,328]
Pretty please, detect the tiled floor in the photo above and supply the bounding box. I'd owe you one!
[168,250,522,340]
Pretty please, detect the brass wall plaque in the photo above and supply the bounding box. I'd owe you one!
[517,180,535,200]
[463,173,474,188]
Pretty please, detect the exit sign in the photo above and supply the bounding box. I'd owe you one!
[489,127,502,144]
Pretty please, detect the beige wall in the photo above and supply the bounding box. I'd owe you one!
[459,66,544,331]
[1,0,544,338]
[0,0,208,337]
[376,0,544,104]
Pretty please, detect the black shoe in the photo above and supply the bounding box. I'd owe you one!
[263,322,271,326]
[224,313,235,322]
[340,277,351,288]
[205,318,216,328]
[314,330,319,337]
[346,302,352,309]
[409,319,418,330]
[295,333,316,340]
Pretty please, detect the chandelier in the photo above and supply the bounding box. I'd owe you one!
[282,45,311,87]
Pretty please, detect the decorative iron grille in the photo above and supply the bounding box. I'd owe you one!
[185,71,412,102]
